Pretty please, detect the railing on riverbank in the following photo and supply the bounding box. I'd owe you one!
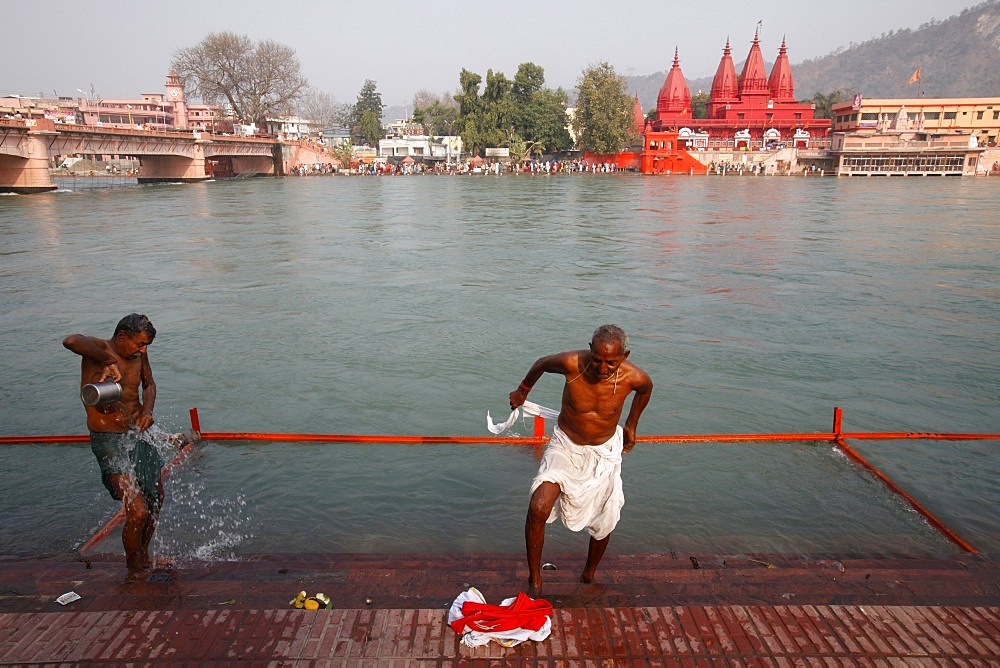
[4,406,996,554]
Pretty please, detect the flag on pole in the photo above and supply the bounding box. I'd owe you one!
[906,65,922,86]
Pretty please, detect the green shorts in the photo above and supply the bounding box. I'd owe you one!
[89,430,165,512]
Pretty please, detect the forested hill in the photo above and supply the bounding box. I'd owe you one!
[626,0,1000,110]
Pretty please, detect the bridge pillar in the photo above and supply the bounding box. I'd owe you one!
[0,124,56,194]
[137,141,209,184]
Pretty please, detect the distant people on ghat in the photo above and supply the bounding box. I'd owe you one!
[508,324,653,591]
[64,314,169,570]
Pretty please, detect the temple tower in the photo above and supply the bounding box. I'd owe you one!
[768,37,795,103]
[707,39,738,118]
[737,29,770,106]
[633,94,646,135]
[655,48,692,124]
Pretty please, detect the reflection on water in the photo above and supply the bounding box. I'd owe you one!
[0,175,997,558]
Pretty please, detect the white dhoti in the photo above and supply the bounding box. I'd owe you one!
[530,425,625,541]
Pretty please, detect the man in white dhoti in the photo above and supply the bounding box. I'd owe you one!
[509,324,653,591]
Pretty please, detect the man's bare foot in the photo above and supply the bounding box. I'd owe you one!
[580,573,595,584]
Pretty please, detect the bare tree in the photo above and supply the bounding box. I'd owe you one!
[298,88,350,130]
[171,32,308,127]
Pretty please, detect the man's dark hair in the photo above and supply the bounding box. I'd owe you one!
[592,324,628,353]
[114,313,156,340]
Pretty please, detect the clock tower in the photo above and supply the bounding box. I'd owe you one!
[164,71,189,129]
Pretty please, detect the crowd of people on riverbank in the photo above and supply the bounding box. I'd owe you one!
[288,158,629,176]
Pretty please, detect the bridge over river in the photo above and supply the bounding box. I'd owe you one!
[0,118,331,193]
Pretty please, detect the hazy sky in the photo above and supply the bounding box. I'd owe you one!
[3,0,978,108]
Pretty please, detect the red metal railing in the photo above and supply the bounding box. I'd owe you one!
[3,406,995,554]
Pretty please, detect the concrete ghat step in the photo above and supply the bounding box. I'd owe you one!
[1,551,997,613]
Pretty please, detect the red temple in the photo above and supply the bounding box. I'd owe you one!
[640,31,831,174]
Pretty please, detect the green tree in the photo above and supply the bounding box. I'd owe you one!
[330,141,353,169]
[510,63,572,153]
[350,80,385,140]
[690,91,710,119]
[454,63,574,157]
[172,32,308,127]
[573,62,633,154]
[411,90,459,136]
[519,87,572,153]
[479,69,515,149]
[358,109,382,146]
[512,62,546,104]
[454,70,483,118]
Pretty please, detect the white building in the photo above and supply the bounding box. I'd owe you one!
[265,116,316,140]
[378,134,463,161]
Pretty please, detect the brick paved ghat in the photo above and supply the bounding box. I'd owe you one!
[1,552,998,664]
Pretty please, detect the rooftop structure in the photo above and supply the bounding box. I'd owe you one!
[831,96,1000,147]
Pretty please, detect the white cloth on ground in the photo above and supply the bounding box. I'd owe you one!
[447,587,552,648]
[530,424,624,541]
[487,400,560,434]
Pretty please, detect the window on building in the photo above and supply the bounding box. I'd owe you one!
[737,113,744,120]
[994,111,999,120]
[861,112,879,121]
[978,111,984,120]
[944,112,957,120]
[924,112,940,120]
[794,113,802,120]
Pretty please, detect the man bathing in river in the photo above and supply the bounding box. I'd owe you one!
[64,314,167,570]
[509,324,653,590]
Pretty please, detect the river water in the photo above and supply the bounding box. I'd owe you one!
[1,174,997,560]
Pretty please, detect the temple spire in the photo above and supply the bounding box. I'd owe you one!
[633,94,646,134]
[656,47,692,121]
[768,35,795,102]
[738,30,769,96]
[709,37,738,108]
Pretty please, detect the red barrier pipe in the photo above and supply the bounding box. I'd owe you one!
[0,435,90,444]
[838,432,998,440]
[189,407,201,434]
[639,432,835,443]
[198,431,548,445]
[78,436,197,555]
[832,435,978,553]
[4,431,998,445]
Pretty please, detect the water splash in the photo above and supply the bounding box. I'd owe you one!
[136,427,255,562]
[155,474,253,562]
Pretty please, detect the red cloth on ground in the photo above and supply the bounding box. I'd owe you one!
[449,592,553,634]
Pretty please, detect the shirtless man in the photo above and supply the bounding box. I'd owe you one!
[510,324,653,590]
[63,314,165,570]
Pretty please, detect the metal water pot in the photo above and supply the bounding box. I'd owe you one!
[81,381,122,406]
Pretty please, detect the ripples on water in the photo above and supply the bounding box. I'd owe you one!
[1,175,997,558]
